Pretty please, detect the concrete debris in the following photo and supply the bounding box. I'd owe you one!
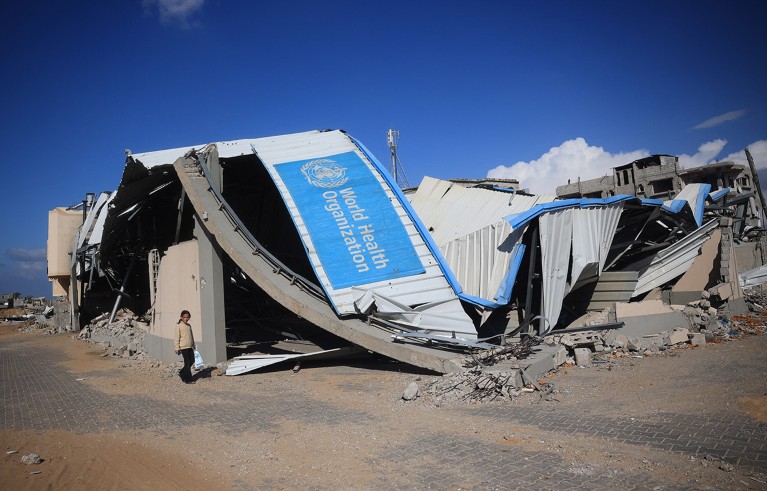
[21,453,42,465]
[402,382,420,401]
[464,338,536,368]
[77,308,151,361]
[413,364,559,405]
[574,347,592,367]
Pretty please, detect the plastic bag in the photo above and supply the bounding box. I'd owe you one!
[193,349,204,370]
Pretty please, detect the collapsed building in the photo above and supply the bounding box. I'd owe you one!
[47,130,766,379]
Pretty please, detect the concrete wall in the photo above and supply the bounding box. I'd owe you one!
[735,241,765,273]
[144,240,203,363]
[47,207,82,296]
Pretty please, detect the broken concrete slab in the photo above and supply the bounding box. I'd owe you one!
[664,328,689,346]
[522,344,567,382]
[690,332,706,346]
[614,300,691,338]
[670,229,721,305]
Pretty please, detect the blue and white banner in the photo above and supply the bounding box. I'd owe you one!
[275,151,425,289]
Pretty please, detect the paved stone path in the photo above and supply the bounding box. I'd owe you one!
[2,333,766,489]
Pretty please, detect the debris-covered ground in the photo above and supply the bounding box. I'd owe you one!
[410,291,767,407]
[2,305,766,490]
[10,290,767,409]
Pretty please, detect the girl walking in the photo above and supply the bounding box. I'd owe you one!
[175,310,196,384]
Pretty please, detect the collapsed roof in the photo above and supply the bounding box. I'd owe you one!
[63,129,762,373]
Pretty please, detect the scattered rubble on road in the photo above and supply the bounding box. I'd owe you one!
[405,290,767,406]
[21,453,42,465]
[73,307,229,379]
[76,309,151,361]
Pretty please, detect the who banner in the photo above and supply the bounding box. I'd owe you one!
[275,151,424,289]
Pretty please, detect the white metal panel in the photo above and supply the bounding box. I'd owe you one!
[740,264,767,288]
[670,183,704,211]
[77,192,112,248]
[539,209,572,333]
[410,176,555,246]
[632,219,719,297]
[412,176,553,304]
[441,219,526,301]
[129,131,326,168]
[84,192,115,246]
[570,203,623,289]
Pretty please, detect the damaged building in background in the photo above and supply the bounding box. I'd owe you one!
[47,130,767,382]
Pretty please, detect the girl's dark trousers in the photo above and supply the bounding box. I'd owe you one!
[179,348,194,383]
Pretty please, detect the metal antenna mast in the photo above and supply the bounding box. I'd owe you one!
[387,128,411,188]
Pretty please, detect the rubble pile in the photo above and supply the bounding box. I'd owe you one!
[77,309,152,361]
[544,296,767,365]
[408,291,766,407]
[405,339,542,405]
[412,367,552,406]
[464,337,536,368]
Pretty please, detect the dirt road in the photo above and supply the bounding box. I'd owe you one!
[1,323,765,490]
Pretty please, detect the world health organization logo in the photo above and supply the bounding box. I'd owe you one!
[301,159,348,188]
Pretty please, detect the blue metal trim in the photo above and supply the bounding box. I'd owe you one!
[505,196,634,229]
[693,184,712,226]
[662,199,687,214]
[488,185,517,193]
[493,243,526,305]
[709,187,730,201]
[578,195,634,207]
[458,292,504,309]
[640,198,665,206]
[347,134,463,294]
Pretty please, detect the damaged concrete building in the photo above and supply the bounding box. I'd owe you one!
[47,130,766,381]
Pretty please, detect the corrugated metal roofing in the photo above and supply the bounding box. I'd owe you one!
[441,219,527,305]
[410,176,555,245]
[631,219,719,297]
[408,177,554,308]
[539,208,572,334]
[570,203,624,288]
[505,195,634,231]
[740,264,767,288]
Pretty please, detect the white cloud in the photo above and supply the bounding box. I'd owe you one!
[677,139,728,168]
[143,0,205,26]
[693,110,746,129]
[487,138,767,195]
[721,140,767,169]
[486,137,649,195]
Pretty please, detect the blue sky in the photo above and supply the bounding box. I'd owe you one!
[1,0,765,298]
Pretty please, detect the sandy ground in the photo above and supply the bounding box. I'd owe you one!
[1,320,766,489]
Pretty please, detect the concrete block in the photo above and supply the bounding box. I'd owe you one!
[574,347,592,367]
[614,334,629,349]
[627,337,643,351]
[689,332,706,346]
[520,344,568,382]
[665,329,689,345]
[602,329,618,346]
[552,345,567,366]
[641,335,664,348]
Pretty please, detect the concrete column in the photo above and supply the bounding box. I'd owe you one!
[719,217,748,315]
[195,215,227,364]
